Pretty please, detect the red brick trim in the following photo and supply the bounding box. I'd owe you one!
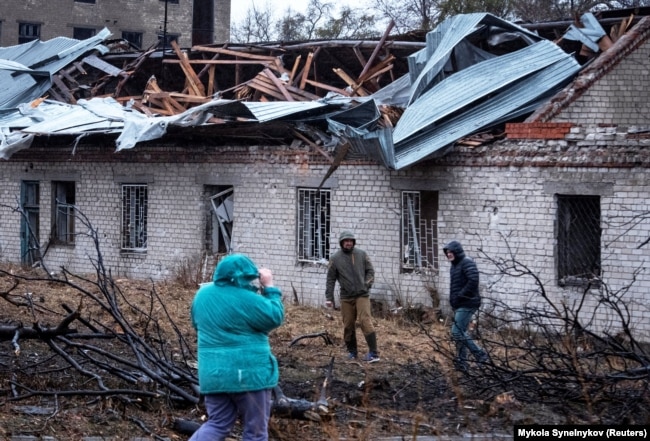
[505,122,573,139]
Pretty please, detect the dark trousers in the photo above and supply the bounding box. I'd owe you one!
[188,389,272,441]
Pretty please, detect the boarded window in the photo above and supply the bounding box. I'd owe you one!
[52,181,75,244]
[121,184,148,252]
[297,188,330,262]
[401,191,439,272]
[557,195,601,286]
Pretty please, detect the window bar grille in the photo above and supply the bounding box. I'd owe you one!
[122,185,148,251]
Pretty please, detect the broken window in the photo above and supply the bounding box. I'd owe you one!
[51,181,75,245]
[20,181,40,265]
[557,195,601,286]
[206,186,233,255]
[122,31,143,49]
[157,33,179,49]
[19,23,40,43]
[73,27,96,40]
[401,191,439,272]
[121,184,148,252]
[297,188,330,263]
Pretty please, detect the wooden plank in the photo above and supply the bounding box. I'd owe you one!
[247,78,289,101]
[304,79,350,96]
[51,75,76,104]
[192,45,278,61]
[352,45,367,68]
[358,54,395,83]
[263,68,294,101]
[291,129,333,162]
[163,59,270,66]
[333,68,368,96]
[171,40,205,96]
[143,77,178,114]
[358,19,395,80]
[299,52,314,90]
[207,65,215,96]
[289,55,301,84]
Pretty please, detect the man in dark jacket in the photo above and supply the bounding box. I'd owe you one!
[325,230,379,363]
[443,240,488,372]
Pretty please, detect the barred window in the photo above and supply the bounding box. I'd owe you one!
[557,195,601,286]
[297,188,330,262]
[52,181,75,244]
[401,191,439,272]
[121,184,148,252]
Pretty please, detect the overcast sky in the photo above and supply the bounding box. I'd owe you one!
[230,0,362,24]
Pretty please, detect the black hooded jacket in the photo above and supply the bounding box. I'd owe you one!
[443,241,480,310]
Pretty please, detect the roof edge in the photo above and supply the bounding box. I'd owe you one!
[527,15,650,123]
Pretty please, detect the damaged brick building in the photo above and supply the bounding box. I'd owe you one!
[1,9,649,340]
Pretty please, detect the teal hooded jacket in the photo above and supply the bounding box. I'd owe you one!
[190,254,284,394]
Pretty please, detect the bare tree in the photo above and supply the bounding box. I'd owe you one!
[232,0,381,43]
[231,3,275,43]
[421,235,649,423]
[0,204,333,435]
[371,0,442,33]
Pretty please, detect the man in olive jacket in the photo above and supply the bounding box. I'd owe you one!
[325,230,379,362]
[443,240,488,372]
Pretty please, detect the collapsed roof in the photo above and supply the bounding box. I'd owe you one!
[0,11,645,169]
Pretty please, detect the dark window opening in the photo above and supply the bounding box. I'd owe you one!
[73,27,96,40]
[157,33,179,49]
[122,31,143,50]
[20,181,40,265]
[557,195,601,286]
[52,181,75,245]
[206,186,233,255]
[19,23,40,43]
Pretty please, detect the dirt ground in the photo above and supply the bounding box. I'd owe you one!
[0,266,582,440]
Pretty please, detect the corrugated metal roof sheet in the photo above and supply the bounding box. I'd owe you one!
[0,28,110,110]
[393,40,576,144]
[392,57,581,168]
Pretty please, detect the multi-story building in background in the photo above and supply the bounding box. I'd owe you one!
[0,0,230,48]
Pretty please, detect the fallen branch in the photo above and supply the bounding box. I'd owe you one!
[289,331,333,347]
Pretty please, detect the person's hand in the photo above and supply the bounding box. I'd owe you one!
[258,268,274,288]
[325,301,333,308]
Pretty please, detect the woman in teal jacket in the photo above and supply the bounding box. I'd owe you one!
[189,254,284,441]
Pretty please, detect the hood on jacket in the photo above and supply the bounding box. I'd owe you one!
[339,230,356,247]
[443,240,466,262]
[213,254,260,290]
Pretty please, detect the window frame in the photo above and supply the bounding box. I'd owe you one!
[121,31,143,50]
[556,194,601,287]
[73,27,96,40]
[121,184,148,253]
[401,190,439,272]
[296,188,331,263]
[51,181,76,245]
[18,22,40,43]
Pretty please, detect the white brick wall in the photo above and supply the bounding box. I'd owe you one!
[1,141,648,341]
